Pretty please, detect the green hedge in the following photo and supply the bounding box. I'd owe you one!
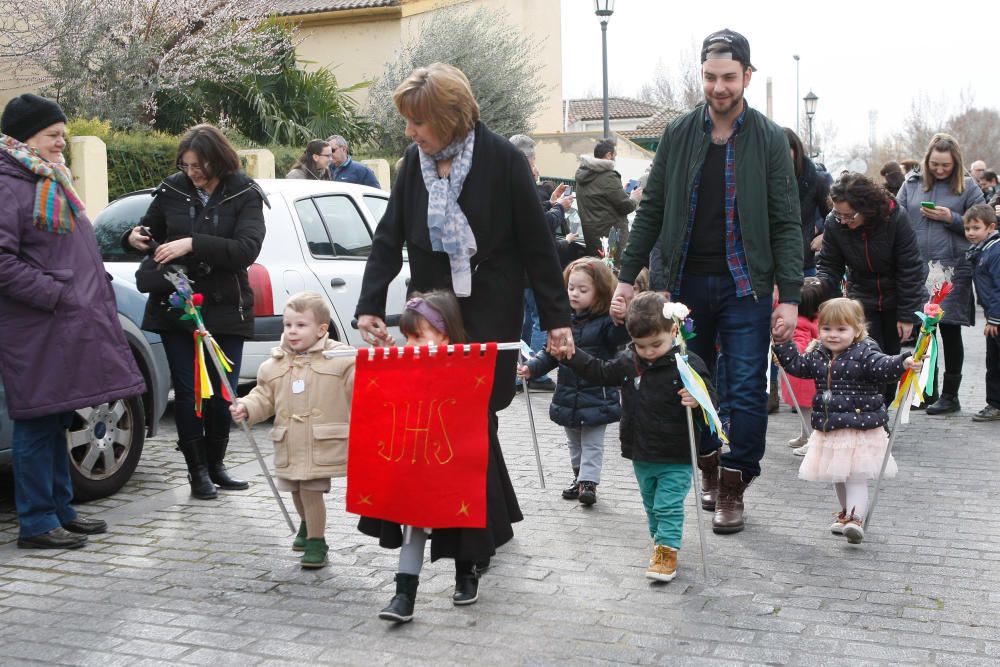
[66,119,377,201]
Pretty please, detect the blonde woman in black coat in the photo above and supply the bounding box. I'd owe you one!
[355,63,572,611]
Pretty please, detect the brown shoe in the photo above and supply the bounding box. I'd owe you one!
[696,450,720,512]
[645,544,677,582]
[842,513,864,544]
[713,467,749,534]
[830,509,848,535]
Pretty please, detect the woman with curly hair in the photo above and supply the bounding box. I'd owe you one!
[816,173,927,384]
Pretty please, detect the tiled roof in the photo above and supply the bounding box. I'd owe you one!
[271,0,398,16]
[564,97,663,124]
[618,107,687,139]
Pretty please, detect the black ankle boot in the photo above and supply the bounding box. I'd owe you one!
[206,437,249,490]
[177,439,217,499]
[562,467,580,500]
[452,560,479,606]
[379,573,419,622]
[926,374,962,415]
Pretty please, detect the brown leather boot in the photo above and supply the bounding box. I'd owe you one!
[696,451,720,512]
[713,467,749,534]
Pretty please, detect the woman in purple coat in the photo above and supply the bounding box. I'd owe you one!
[0,95,146,549]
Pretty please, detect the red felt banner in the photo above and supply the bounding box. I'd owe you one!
[346,343,497,528]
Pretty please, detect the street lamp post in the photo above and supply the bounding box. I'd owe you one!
[593,0,615,139]
[793,54,800,136]
[804,90,818,157]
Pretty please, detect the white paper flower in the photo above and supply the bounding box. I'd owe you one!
[662,302,690,321]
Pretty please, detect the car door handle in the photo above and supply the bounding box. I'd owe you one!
[330,278,346,287]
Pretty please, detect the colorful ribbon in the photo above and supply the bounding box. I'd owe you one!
[167,272,236,416]
[891,283,950,423]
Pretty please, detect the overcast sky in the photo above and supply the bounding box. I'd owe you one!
[560,0,996,160]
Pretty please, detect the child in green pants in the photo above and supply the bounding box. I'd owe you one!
[563,292,716,581]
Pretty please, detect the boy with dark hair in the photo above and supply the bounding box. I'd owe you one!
[562,292,716,581]
[963,204,1000,421]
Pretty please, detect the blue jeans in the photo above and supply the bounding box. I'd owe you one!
[161,332,243,443]
[677,274,773,478]
[632,461,692,549]
[521,288,548,353]
[12,412,77,538]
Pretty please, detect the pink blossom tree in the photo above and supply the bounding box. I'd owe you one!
[0,0,287,128]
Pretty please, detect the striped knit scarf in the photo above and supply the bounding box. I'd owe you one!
[1,134,84,234]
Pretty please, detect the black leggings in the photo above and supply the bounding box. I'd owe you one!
[938,323,964,375]
[865,308,903,402]
[864,308,902,356]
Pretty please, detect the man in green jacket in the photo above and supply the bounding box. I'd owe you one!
[575,139,639,262]
[611,29,803,535]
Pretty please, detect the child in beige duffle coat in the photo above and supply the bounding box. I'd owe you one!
[231,292,354,568]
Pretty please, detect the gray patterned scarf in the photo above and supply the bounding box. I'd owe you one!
[417,130,477,296]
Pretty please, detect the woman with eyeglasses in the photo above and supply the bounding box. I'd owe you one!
[816,173,927,397]
[897,133,984,413]
[286,140,333,180]
[123,123,266,499]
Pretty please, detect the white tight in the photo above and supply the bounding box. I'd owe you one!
[834,475,869,518]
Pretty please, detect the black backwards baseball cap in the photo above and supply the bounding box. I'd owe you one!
[701,28,756,71]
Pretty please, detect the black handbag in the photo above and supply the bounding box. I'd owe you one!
[134,255,184,295]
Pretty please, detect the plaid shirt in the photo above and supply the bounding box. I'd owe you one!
[673,104,753,297]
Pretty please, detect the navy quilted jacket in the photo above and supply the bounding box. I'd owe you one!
[773,339,907,432]
[526,311,629,427]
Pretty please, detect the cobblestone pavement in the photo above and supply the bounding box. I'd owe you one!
[1,325,999,666]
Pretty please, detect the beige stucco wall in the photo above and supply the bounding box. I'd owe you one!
[533,132,654,182]
[286,0,563,133]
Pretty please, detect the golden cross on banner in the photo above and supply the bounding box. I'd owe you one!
[358,495,373,505]
[457,501,470,516]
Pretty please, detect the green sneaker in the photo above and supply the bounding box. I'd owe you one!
[292,521,307,552]
[301,538,328,569]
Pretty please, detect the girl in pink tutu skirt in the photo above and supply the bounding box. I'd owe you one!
[773,297,921,545]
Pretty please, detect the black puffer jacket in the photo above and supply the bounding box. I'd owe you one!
[817,200,927,322]
[773,339,907,432]
[564,345,715,463]
[124,171,267,338]
[525,311,629,427]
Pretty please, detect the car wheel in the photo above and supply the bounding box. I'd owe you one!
[67,396,146,501]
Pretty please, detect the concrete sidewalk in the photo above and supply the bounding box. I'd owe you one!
[0,324,998,665]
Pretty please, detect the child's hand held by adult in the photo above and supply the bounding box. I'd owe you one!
[229,401,248,422]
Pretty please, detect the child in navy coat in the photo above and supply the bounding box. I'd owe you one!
[519,258,629,505]
[774,298,920,545]
[963,204,1000,421]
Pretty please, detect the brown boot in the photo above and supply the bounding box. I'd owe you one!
[713,467,749,534]
[767,381,780,414]
[696,451,720,512]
